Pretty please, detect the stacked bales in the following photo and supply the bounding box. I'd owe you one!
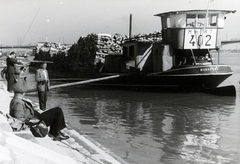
[95,32,161,64]
[34,34,98,73]
[56,34,98,73]
[131,31,162,42]
[36,42,71,56]
[34,32,162,73]
[96,33,127,54]
[95,34,128,64]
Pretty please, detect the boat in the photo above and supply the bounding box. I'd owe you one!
[87,9,237,95]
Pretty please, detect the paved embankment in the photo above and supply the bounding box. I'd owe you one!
[0,81,127,164]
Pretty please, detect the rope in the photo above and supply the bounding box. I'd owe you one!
[25,74,123,93]
[50,74,121,89]
[21,8,41,45]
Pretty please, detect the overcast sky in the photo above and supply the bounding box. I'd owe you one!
[0,0,239,47]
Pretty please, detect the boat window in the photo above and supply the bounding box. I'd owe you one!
[209,14,218,26]
[123,46,128,57]
[170,14,186,27]
[161,16,168,29]
[167,17,171,28]
[186,14,208,27]
[129,45,134,57]
[160,15,171,29]
[197,14,206,27]
[186,14,196,27]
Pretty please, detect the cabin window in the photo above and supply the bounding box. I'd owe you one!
[160,15,171,29]
[186,14,208,27]
[123,46,128,57]
[167,17,171,28]
[170,14,186,27]
[209,14,218,26]
[161,16,168,29]
[197,14,206,27]
[186,14,196,27]
[129,45,134,57]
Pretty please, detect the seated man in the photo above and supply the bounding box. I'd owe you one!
[9,90,69,141]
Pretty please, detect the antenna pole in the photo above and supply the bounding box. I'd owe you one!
[129,14,132,40]
[203,0,211,31]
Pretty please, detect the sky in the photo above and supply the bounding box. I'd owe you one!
[0,0,240,48]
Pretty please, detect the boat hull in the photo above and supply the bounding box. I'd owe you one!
[88,65,233,90]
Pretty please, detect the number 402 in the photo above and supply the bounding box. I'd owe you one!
[189,35,212,46]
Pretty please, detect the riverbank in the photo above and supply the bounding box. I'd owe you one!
[0,81,127,164]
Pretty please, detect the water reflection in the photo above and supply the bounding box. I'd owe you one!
[27,86,239,164]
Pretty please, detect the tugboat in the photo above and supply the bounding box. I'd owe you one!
[87,9,237,95]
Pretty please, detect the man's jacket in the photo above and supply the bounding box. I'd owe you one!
[9,97,35,122]
[35,68,50,92]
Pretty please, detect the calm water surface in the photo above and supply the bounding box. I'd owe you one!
[27,53,240,164]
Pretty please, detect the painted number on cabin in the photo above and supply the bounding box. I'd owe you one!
[184,29,217,49]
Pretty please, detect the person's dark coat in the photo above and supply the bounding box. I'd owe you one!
[6,57,20,92]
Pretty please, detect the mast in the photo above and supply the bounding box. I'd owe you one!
[129,14,132,40]
[204,0,211,30]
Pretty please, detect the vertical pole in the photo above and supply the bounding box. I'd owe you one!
[204,0,211,28]
[190,49,197,65]
[129,14,132,40]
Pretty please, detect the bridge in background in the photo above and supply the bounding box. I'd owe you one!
[221,40,240,45]
[0,45,36,49]
[0,40,239,50]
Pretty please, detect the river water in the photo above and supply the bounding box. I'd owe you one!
[26,53,240,164]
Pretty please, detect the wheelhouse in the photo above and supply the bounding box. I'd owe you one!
[154,10,236,67]
[155,10,236,49]
[104,10,236,73]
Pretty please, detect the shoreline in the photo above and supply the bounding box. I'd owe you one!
[0,80,127,164]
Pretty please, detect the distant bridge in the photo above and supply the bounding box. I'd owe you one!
[1,40,239,50]
[221,40,240,45]
[0,45,36,49]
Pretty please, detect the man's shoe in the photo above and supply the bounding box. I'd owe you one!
[59,131,69,138]
[53,133,69,141]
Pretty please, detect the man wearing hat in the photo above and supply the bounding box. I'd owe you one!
[35,62,50,110]
[9,86,69,140]
[6,51,20,92]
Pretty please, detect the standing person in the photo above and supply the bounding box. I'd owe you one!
[6,51,20,92]
[35,62,50,110]
[9,91,69,140]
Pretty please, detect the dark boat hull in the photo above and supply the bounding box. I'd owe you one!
[87,65,233,90]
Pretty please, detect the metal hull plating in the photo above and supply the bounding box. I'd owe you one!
[89,65,233,90]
